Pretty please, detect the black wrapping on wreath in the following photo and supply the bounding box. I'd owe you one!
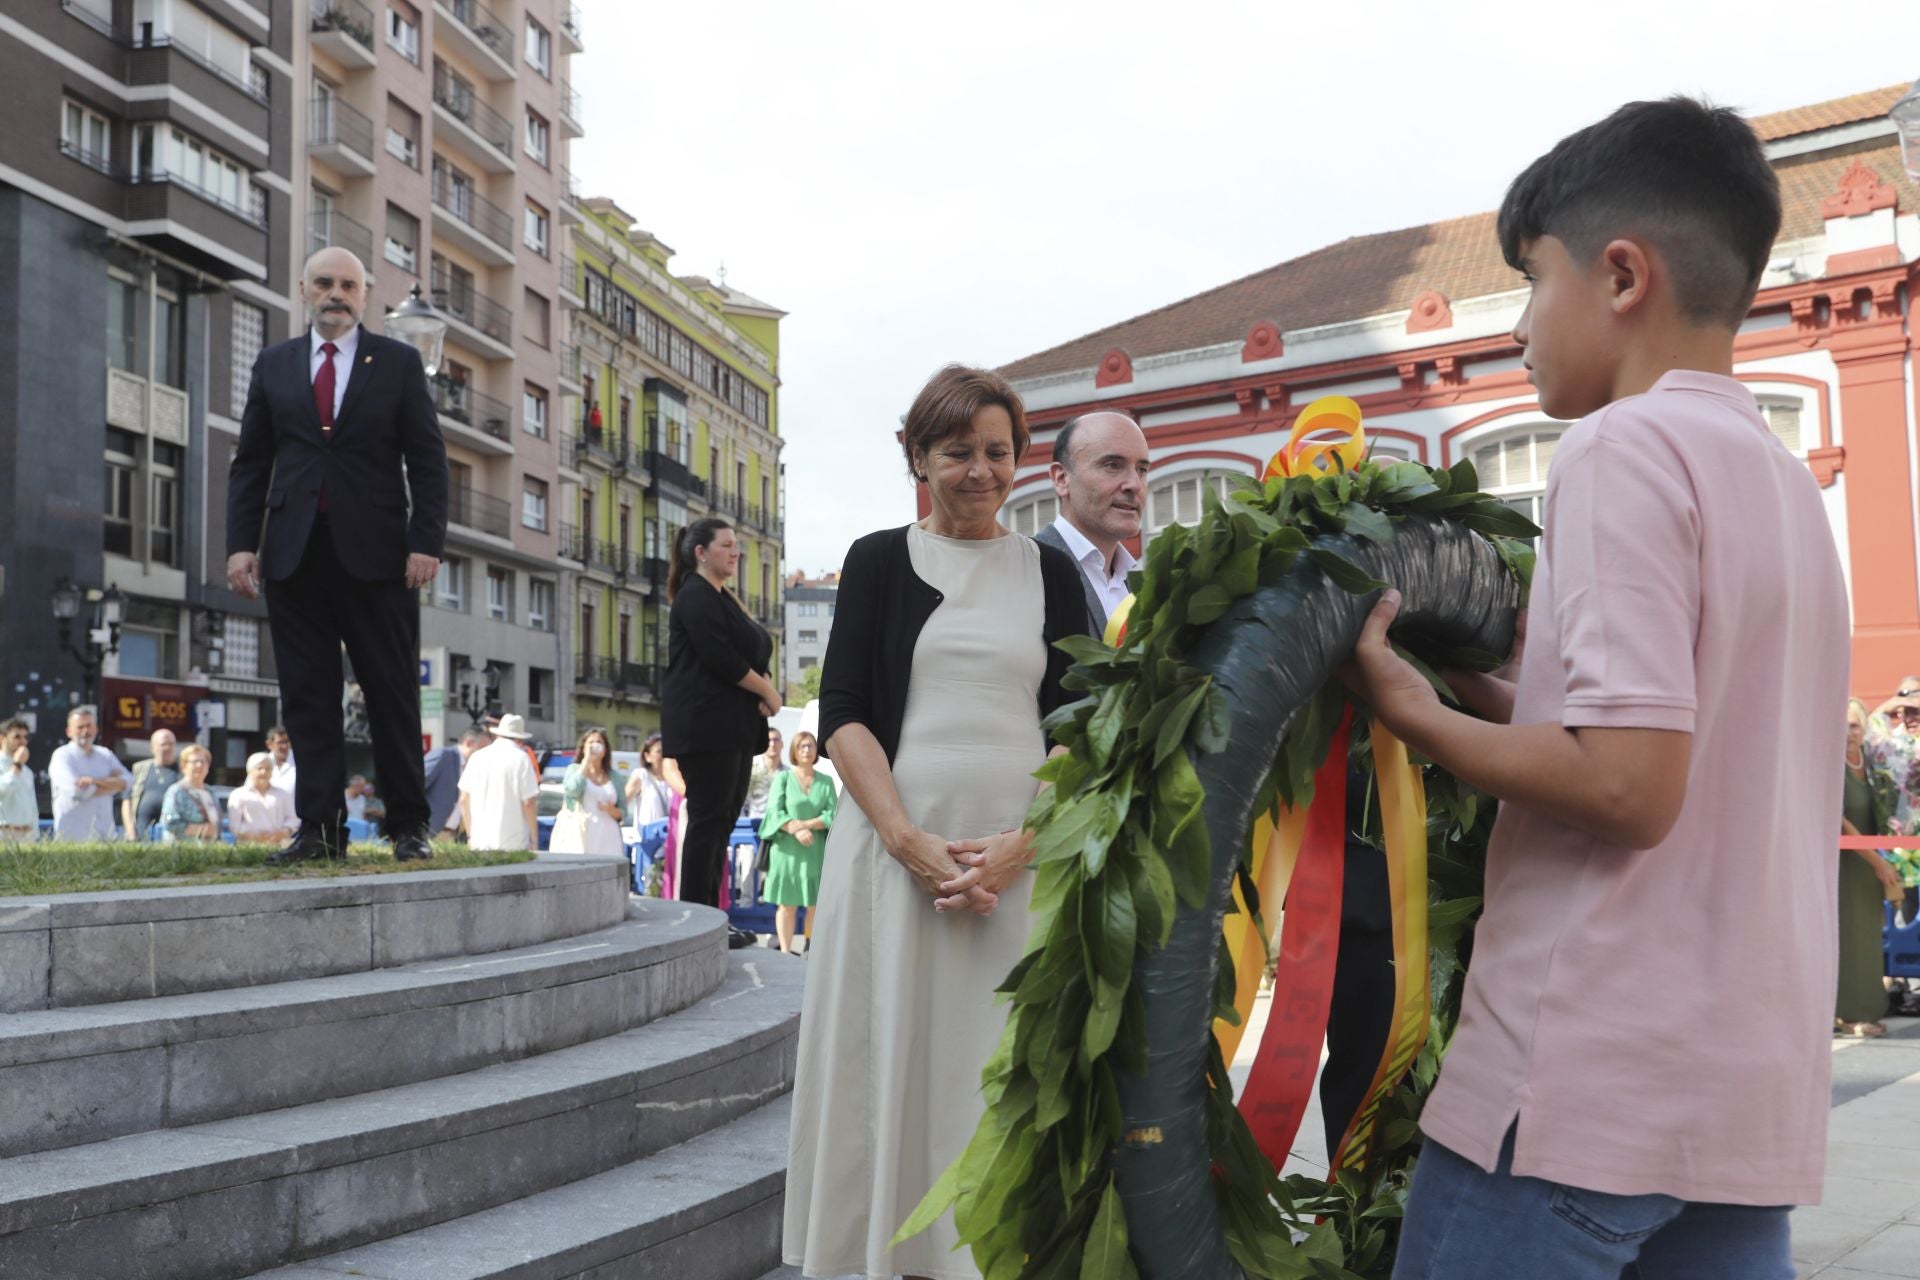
[1110,515,1520,1279]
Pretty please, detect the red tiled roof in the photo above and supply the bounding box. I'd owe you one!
[1750,84,1909,142]
[1001,131,1917,383]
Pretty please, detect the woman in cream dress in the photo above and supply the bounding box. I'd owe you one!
[783,366,1090,1280]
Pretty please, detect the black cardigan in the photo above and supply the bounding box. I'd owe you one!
[661,573,774,756]
[817,525,1092,763]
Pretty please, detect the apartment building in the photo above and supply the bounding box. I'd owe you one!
[782,570,837,698]
[565,198,785,749]
[302,0,583,751]
[0,0,300,776]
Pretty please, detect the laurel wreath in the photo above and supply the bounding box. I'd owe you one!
[899,453,1537,1278]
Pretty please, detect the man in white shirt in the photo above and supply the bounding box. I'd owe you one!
[48,706,131,841]
[458,713,540,851]
[1033,411,1152,635]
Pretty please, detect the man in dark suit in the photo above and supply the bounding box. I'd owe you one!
[1032,411,1151,636]
[423,726,490,839]
[226,246,449,863]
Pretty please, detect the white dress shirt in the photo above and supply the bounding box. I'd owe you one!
[309,325,360,421]
[1047,515,1138,620]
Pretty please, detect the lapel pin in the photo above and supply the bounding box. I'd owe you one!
[363,356,373,364]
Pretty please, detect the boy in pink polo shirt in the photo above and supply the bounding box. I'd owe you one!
[1346,98,1849,1279]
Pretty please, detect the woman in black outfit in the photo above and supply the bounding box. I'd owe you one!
[660,517,781,918]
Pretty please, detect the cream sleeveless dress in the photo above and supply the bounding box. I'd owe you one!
[783,526,1047,1280]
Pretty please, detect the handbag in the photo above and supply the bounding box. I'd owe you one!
[550,802,590,853]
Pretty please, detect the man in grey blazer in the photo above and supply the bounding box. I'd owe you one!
[1032,411,1152,635]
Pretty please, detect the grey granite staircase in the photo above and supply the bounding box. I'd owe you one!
[0,858,801,1279]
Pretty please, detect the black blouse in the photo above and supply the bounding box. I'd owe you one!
[661,573,774,756]
[817,525,1092,764]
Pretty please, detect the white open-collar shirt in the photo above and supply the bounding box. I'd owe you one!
[1047,515,1137,619]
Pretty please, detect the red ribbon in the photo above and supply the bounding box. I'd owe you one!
[1236,706,1352,1169]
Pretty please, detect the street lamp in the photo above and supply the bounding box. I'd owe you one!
[50,578,125,708]
[1894,79,1920,184]
[383,283,448,378]
[457,661,501,727]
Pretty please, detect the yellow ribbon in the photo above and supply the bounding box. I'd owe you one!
[1263,395,1367,480]
[1331,723,1430,1171]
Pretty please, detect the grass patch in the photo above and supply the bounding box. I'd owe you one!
[0,842,537,896]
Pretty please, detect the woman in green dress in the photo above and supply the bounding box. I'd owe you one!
[1841,698,1904,1037]
[759,731,836,954]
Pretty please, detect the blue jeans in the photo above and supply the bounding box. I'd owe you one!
[1392,1128,1793,1280]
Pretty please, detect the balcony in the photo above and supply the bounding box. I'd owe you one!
[309,0,377,68]
[125,171,269,281]
[616,661,659,700]
[642,556,669,591]
[556,342,583,391]
[429,264,515,357]
[557,254,582,306]
[430,161,515,265]
[559,81,583,137]
[125,37,269,166]
[431,376,515,455]
[557,166,582,223]
[433,0,514,80]
[557,522,585,563]
[308,95,376,176]
[448,484,512,540]
[431,60,515,173]
[558,1,583,52]
[574,654,615,690]
[308,205,373,268]
[557,432,582,477]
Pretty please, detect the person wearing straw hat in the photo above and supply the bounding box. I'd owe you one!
[457,713,540,851]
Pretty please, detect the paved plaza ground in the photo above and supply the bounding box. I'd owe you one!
[763,989,1920,1279]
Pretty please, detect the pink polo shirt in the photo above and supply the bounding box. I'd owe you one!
[1419,370,1850,1205]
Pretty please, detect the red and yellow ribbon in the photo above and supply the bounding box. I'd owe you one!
[1264,396,1367,480]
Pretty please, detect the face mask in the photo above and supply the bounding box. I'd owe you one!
[587,742,604,757]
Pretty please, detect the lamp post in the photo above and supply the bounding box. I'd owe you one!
[382,283,448,378]
[457,661,500,727]
[50,578,125,709]
[1894,79,1920,184]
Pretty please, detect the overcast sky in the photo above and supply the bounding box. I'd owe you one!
[569,0,1915,573]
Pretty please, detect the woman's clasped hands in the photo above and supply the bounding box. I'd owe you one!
[936,828,1034,915]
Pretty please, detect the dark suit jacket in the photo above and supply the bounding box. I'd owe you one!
[1032,520,1109,636]
[228,328,449,582]
[422,745,463,832]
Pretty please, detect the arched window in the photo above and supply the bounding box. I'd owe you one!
[1470,427,1564,533]
[1003,491,1058,536]
[1754,395,1805,455]
[1147,468,1245,537]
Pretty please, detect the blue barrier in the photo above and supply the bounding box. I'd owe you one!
[1887,902,1920,980]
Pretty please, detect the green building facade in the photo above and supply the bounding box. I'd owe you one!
[560,198,785,750]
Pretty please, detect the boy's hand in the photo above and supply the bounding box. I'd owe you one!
[1337,589,1442,736]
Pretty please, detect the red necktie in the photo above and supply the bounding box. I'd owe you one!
[314,341,336,511]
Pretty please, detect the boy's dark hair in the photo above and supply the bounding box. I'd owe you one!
[1497,97,1781,327]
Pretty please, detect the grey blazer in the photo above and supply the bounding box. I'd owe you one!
[1032,520,1108,636]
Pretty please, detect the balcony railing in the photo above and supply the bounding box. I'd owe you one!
[559,81,582,130]
[129,31,269,105]
[129,169,268,230]
[429,263,513,347]
[618,661,658,696]
[448,484,512,538]
[559,2,582,46]
[558,522,584,561]
[59,139,121,178]
[430,162,514,251]
[559,166,581,210]
[430,376,510,440]
[441,0,513,63]
[574,654,616,688]
[558,253,579,295]
[557,432,580,470]
[557,342,582,384]
[309,94,374,164]
[309,205,373,267]
[309,0,375,51]
[432,60,512,155]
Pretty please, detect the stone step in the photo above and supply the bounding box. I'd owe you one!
[0,898,729,1158]
[0,952,804,1280]
[0,856,632,1011]
[248,1095,794,1280]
